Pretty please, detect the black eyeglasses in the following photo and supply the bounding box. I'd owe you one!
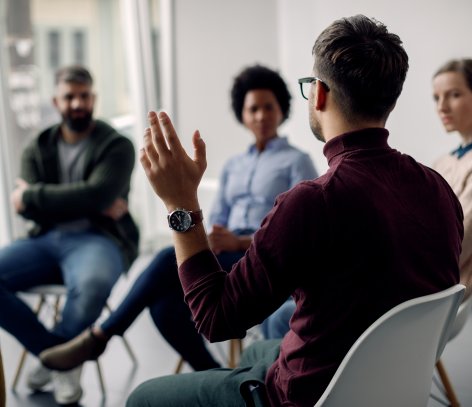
[298,77,330,100]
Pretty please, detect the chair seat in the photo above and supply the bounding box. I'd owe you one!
[23,285,68,296]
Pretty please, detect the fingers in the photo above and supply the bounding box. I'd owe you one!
[141,127,158,171]
[193,130,207,172]
[147,111,169,159]
[156,111,185,153]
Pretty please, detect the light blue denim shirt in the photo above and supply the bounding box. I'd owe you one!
[209,137,317,232]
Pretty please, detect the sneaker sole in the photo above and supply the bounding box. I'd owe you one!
[26,377,52,391]
[54,387,83,405]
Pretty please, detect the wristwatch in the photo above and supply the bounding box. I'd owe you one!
[167,208,203,232]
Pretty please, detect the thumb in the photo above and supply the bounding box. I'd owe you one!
[193,130,207,172]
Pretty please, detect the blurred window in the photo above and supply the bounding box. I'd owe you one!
[0,0,165,245]
[72,30,85,65]
[47,30,60,69]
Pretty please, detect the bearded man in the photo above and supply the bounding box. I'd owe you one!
[0,65,139,405]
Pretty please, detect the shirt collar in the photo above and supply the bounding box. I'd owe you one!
[248,136,289,154]
[323,128,390,165]
[450,143,472,159]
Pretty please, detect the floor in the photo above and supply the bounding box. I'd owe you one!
[0,253,471,406]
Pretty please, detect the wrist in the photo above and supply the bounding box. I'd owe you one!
[167,208,204,233]
[165,197,200,213]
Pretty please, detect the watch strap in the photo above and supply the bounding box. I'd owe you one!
[190,209,204,226]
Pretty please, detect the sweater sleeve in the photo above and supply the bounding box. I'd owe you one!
[179,182,328,342]
[21,136,135,222]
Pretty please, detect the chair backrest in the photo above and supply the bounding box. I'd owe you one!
[314,284,465,407]
[445,292,472,344]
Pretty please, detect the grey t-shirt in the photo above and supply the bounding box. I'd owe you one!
[56,137,92,231]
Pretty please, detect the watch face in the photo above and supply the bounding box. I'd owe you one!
[168,210,193,232]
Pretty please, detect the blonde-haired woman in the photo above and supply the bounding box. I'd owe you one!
[433,58,472,299]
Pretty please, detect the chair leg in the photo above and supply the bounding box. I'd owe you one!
[95,360,106,396]
[11,295,46,391]
[53,295,62,324]
[11,350,28,392]
[121,336,137,364]
[174,357,185,374]
[104,302,138,365]
[0,345,5,407]
[436,359,461,407]
[228,339,243,369]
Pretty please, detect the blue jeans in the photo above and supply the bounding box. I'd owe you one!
[101,245,245,371]
[260,298,295,339]
[0,229,123,355]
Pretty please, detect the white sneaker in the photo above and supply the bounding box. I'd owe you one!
[52,365,83,405]
[26,362,52,390]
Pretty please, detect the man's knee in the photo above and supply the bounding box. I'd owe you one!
[126,378,172,407]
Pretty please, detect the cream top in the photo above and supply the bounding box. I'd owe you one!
[434,150,472,298]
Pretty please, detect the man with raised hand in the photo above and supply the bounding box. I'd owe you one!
[130,15,462,407]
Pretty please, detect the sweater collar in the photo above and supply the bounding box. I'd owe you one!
[323,128,390,165]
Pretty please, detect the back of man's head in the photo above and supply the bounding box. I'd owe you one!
[313,15,408,123]
[55,65,93,86]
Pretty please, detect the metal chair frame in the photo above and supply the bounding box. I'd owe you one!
[11,285,137,396]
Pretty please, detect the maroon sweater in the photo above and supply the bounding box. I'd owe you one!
[179,128,463,406]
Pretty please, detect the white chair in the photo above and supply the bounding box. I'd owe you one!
[313,284,465,407]
[245,285,465,407]
[246,284,465,407]
[11,284,137,396]
[433,292,472,407]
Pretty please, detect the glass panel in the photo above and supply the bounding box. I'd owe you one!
[31,0,132,121]
[72,30,85,65]
[0,0,166,245]
[150,0,162,109]
[47,30,60,69]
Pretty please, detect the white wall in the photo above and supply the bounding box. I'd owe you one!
[278,0,472,174]
[171,0,472,180]
[172,0,279,179]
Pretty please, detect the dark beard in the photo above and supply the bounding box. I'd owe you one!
[63,111,93,132]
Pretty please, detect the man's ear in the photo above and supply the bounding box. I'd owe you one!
[314,82,327,111]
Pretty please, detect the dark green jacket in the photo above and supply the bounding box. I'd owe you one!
[20,119,140,269]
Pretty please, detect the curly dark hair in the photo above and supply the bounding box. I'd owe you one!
[230,65,291,124]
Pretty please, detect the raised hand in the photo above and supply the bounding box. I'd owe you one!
[140,111,207,211]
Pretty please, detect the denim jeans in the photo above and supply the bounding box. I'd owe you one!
[260,298,295,339]
[0,229,123,355]
[101,245,245,371]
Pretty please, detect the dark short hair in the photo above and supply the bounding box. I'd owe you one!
[230,65,291,124]
[434,59,472,91]
[313,15,409,122]
[55,65,94,86]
